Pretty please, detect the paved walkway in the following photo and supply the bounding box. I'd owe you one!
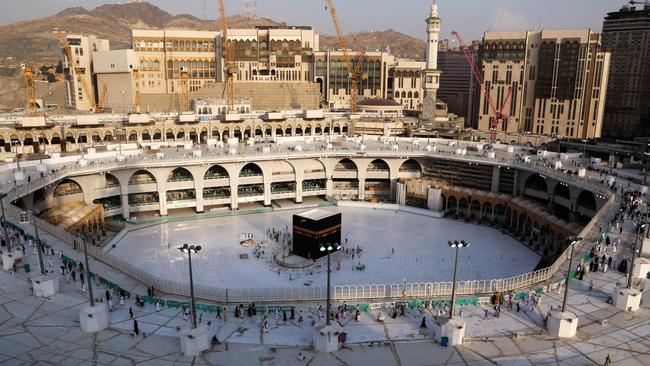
[0,198,649,365]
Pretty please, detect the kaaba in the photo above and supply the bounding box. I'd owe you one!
[293,209,341,260]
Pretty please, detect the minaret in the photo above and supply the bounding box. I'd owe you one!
[421,0,442,124]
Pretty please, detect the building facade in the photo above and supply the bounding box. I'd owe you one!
[601,3,650,138]
[478,29,610,140]
[389,60,425,112]
[61,34,110,111]
[131,29,220,95]
[437,48,472,121]
[313,51,394,109]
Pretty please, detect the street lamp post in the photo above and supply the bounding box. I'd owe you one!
[0,191,8,243]
[627,222,647,289]
[447,240,470,319]
[320,242,341,326]
[178,243,201,329]
[643,144,650,185]
[557,135,562,159]
[582,139,587,159]
[561,237,581,313]
[80,236,95,306]
[113,127,125,157]
[28,212,45,276]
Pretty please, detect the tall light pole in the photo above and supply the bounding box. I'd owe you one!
[0,191,8,243]
[80,236,95,307]
[643,144,650,185]
[320,242,340,326]
[582,139,587,160]
[557,135,562,159]
[447,240,470,319]
[27,212,45,275]
[113,127,125,156]
[178,243,201,329]
[627,222,647,289]
[561,237,581,313]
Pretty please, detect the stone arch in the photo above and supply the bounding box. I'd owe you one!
[204,164,229,180]
[399,159,422,173]
[53,178,83,197]
[129,170,157,185]
[447,196,458,215]
[239,163,263,177]
[105,173,120,188]
[335,158,358,171]
[141,129,151,141]
[524,174,548,193]
[576,190,596,211]
[254,125,263,137]
[168,167,194,182]
[333,124,341,134]
[367,159,390,171]
[166,128,175,140]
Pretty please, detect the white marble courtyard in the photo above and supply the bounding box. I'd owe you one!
[111,207,541,289]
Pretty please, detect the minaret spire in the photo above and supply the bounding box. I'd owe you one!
[421,0,442,125]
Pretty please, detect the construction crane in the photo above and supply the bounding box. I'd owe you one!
[180,67,190,112]
[21,64,38,115]
[219,0,236,113]
[325,0,367,113]
[452,31,512,144]
[97,84,108,112]
[132,69,140,112]
[58,32,102,112]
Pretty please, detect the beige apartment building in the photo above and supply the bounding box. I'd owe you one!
[390,59,426,112]
[478,29,610,139]
[61,34,110,111]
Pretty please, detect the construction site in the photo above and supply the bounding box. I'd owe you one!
[0,0,483,158]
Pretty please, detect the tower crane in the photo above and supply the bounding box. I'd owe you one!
[21,64,38,115]
[219,0,236,113]
[325,0,367,113]
[58,32,103,112]
[451,31,512,144]
[97,84,108,112]
[180,67,190,112]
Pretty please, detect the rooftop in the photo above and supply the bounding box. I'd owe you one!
[295,208,338,221]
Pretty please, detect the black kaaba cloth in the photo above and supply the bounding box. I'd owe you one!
[293,209,341,259]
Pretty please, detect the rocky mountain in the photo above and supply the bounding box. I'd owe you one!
[0,2,425,65]
[319,29,426,60]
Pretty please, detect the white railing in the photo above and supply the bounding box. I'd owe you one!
[0,148,618,304]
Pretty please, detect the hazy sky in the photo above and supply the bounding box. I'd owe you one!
[1,0,626,41]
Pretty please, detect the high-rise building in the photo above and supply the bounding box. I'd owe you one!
[437,47,472,122]
[477,29,610,140]
[61,34,110,111]
[601,3,650,138]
